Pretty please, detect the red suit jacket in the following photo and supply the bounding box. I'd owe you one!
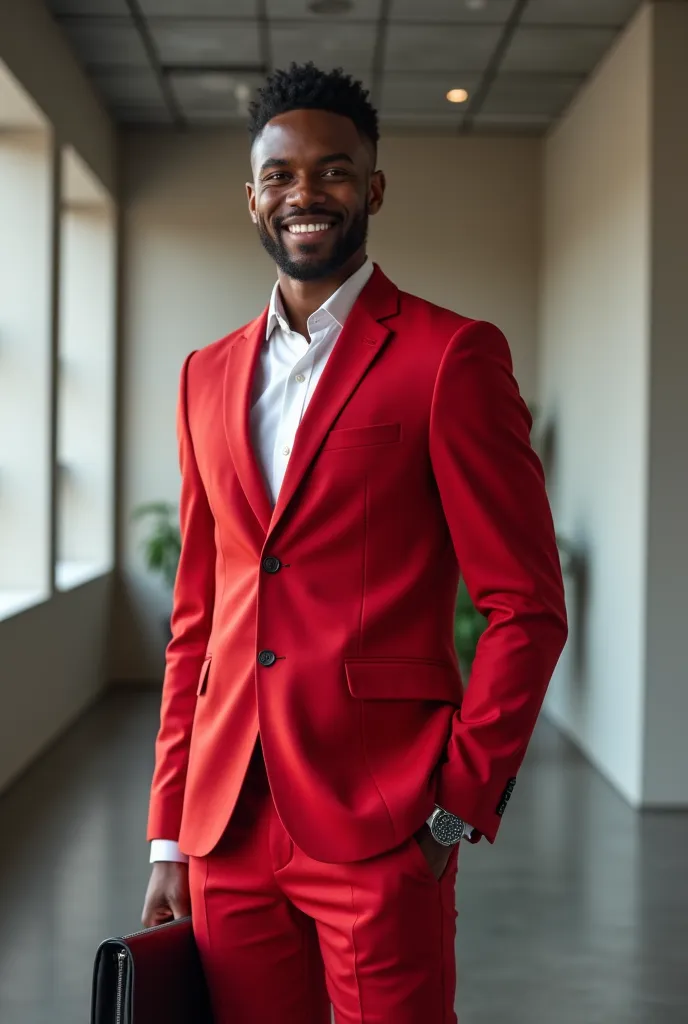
[147,265,568,862]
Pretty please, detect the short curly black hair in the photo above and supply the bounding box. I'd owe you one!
[248,62,379,150]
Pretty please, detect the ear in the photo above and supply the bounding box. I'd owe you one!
[246,182,258,224]
[368,169,386,216]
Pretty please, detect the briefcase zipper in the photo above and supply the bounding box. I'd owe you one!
[114,949,127,1024]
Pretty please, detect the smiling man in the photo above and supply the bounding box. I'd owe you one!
[142,63,568,1023]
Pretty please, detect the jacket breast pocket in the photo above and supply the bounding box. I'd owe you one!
[321,422,402,452]
[196,655,212,696]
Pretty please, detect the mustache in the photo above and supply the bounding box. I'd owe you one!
[273,209,343,230]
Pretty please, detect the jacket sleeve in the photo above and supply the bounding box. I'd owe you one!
[429,319,568,843]
[146,351,216,842]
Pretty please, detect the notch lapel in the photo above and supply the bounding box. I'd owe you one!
[268,266,400,539]
[223,309,274,536]
[223,267,400,542]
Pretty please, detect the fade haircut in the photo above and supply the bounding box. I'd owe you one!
[247,62,379,152]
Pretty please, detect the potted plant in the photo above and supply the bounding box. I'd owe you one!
[132,501,181,589]
[132,502,181,642]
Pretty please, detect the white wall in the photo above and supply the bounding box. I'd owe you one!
[642,2,688,805]
[0,0,115,195]
[113,128,542,681]
[539,7,652,805]
[0,0,117,793]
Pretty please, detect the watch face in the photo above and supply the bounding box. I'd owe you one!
[431,810,464,845]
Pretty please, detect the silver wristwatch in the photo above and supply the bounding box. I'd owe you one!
[426,805,465,846]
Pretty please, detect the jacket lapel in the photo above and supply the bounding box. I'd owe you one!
[223,265,400,542]
[269,265,399,538]
[223,309,274,536]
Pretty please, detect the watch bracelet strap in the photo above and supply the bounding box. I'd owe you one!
[426,805,471,840]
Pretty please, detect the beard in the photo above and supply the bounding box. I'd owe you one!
[257,208,369,282]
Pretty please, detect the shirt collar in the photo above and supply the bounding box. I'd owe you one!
[266,259,375,341]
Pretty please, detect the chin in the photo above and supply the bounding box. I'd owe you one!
[283,259,335,283]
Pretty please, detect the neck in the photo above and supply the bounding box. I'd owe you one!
[277,251,367,339]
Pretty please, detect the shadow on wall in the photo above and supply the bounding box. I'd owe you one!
[108,569,170,684]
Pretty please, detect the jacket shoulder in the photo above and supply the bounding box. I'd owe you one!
[181,314,261,389]
[187,322,247,369]
[397,289,475,340]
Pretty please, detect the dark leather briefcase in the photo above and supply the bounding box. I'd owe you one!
[90,916,213,1023]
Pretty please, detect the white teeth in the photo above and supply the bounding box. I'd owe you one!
[288,223,332,234]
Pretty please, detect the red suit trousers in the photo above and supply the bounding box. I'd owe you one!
[188,741,459,1024]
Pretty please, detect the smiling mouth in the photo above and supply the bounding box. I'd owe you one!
[284,222,336,238]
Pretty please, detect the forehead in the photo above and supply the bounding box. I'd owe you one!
[251,108,371,171]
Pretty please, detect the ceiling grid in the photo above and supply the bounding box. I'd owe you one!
[43,0,644,135]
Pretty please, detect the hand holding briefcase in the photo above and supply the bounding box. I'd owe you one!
[91,916,213,1024]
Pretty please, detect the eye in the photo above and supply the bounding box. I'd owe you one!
[264,172,290,183]
[323,167,348,178]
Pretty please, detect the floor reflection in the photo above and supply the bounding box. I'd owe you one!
[0,689,686,1023]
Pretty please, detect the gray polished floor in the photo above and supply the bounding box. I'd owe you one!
[0,688,686,1023]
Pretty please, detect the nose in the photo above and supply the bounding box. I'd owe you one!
[285,173,327,210]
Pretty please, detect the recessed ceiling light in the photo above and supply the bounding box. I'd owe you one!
[308,0,354,13]
[465,0,487,10]
[446,88,469,104]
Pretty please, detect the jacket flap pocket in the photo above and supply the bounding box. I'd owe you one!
[196,655,212,696]
[322,422,401,451]
[345,658,462,704]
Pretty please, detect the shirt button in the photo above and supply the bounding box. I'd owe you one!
[262,556,281,574]
[282,445,291,456]
[258,650,277,667]
[295,373,305,383]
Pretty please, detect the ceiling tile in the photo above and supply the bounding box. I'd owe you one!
[481,73,583,117]
[381,72,480,115]
[113,103,173,123]
[266,0,381,20]
[45,0,127,13]
[501,26,617,74]
[390,0,512,24]
[59,20,150,67]
[140,0,258,13]
[471,113,549,135]
[170,70,263,122]
[522,0,642,27]
[385,24,500,72]
[91,68,164,106]
[150,19,262,66]
[270,22,375,73]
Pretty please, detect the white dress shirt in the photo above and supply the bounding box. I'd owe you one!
[150,260,471,863]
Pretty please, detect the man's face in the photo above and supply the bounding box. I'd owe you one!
[247,108,384,282]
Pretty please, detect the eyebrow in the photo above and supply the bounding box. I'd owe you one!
[259,152,355,174]
[259,157,290,174]
[316,152,354,166]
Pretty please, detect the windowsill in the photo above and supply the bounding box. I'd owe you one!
[55,561,112,591]
[0,590,49,623]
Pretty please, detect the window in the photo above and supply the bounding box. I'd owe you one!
[55,147,116,590]
[0,61,52,618]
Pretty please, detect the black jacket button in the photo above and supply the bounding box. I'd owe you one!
[262,556,281,573]
[258,650,277,667]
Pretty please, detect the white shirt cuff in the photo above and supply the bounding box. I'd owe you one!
[150,839,189,863]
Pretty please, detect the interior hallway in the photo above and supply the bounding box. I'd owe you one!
[0,687,686,1024]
